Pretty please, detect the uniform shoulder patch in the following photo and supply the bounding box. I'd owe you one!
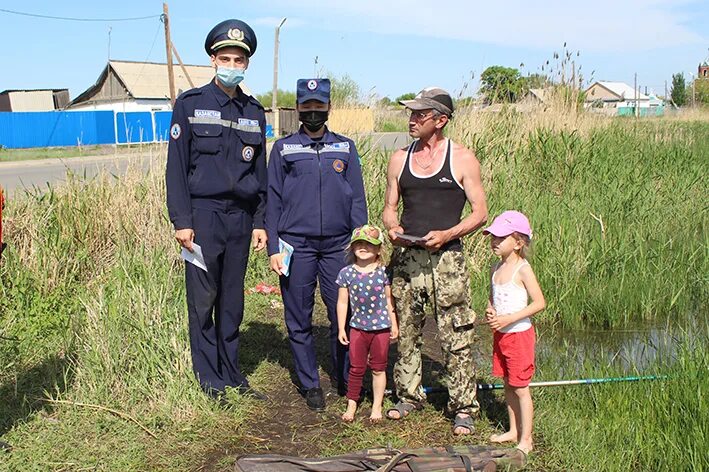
[170,123,181,140]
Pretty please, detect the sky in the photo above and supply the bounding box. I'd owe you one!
[1,0,708,101]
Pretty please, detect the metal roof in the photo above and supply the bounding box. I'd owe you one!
[1,88,68,94]
[70,60,253,106]
[590,81,650,100]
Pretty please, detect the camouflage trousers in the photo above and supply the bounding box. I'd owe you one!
[389,247,479,415]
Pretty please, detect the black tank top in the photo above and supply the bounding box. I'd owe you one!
[399,139,466,252]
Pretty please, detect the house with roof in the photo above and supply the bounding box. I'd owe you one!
[584,81,651,108]
[68,60,252,111]
[0,89,70,112]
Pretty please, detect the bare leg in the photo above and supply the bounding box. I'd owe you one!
[342,399,358,422]
[514,386,534,453]
[490,381,519,443]
[370,370,386,421]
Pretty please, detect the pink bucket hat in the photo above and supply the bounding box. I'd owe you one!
[483,210,532,239]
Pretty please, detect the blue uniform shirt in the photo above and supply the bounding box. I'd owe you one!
[265,126,367,255]
[166,80,268,230]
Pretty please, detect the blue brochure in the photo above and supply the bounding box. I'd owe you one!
[278,238,294,277]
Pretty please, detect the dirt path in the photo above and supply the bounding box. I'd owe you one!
[197,309,499,470]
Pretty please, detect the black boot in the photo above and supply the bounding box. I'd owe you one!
[305,387,326,411]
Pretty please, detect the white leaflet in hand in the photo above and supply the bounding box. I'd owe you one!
[181,242,208,272]
[278,238,294,277]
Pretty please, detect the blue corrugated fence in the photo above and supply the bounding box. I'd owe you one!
[0,111,116,148]
[0,110,177,149]
[0,110,278,149]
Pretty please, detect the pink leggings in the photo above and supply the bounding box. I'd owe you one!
[346,328,391,402]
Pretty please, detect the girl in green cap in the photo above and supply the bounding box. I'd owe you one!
[336,225,398,422]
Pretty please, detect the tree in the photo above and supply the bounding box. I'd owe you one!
[524,73,550,89]
[670,73,687,107]
[479,66,528,103]
[377,96,393,107]
[694,78,709,105]
[395,92,416,103]
[255,89,297,109]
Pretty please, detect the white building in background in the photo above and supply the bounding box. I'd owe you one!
[584,81,651,108]
[68,60,252,112]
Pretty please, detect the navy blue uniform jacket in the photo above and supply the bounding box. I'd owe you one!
[265,127,367,255]
[166,80,267,230]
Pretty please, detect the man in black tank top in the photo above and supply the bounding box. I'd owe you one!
[382,87,488,435]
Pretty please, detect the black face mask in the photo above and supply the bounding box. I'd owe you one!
[299,110,328,132]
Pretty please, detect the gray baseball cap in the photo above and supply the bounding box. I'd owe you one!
[399,87,454,117]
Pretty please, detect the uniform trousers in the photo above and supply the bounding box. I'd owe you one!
[186,201,253,394]
[279,233,350,391]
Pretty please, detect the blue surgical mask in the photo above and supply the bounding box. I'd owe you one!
[216,67,245,88]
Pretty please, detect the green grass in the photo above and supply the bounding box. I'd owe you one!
[374,109,408,133]
[0,144,170,163]
[0,115,707,470]
[0,145,112,162]
[364,117,708,329]
[533,327,708,471]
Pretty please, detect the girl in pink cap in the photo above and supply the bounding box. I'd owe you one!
[483,210,546,455]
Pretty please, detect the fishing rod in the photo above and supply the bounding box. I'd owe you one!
[384,375,667,396]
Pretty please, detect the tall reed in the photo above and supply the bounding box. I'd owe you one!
[0,110,706,469]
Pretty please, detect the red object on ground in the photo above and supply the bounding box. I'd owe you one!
[251,281,280,295]
[0,186,4,256]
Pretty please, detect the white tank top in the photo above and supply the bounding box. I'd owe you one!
[491,261,532,333]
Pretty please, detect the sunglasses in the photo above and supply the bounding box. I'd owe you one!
[408,110,437,122]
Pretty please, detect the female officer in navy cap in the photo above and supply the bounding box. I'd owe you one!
[266,79,368,411]
[166,19,268,401]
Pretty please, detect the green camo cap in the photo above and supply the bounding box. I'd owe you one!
[350,224,384,246]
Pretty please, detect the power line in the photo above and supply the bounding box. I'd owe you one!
[0,8,160,22]
[129,20,165,91]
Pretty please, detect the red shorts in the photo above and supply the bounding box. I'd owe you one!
[492,326,535,387]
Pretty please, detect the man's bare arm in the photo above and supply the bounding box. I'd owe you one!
[382,149,408,244]
[382,149,405,231]
[447,147,488,240]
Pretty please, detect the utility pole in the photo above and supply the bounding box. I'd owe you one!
[664,80,668,102]
[272,17,287,137]
[162,3,176,105]
[691,73,696,107]
[634,73,639,118]
[172,43,194,88]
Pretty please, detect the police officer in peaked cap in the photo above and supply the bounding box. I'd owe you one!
[266,78,368,410]
[166,19,268,401]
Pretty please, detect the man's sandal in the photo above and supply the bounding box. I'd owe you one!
[385,401,422,420]
[452,414,475,435]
